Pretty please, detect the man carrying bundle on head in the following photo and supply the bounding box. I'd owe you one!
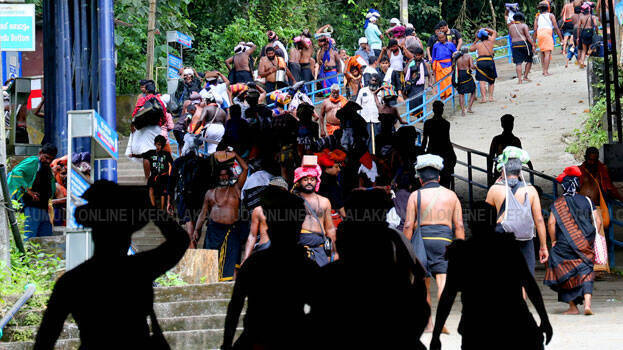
[470,28,498,103]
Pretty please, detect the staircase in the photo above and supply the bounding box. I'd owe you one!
[0,283,238,349]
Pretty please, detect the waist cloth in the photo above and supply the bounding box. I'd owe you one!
[453,69,475,95]
[475,56,497,84]
[205,220,242,281]
[580,28,594,46]
[511,41,533,64]
[420,224,453,275]
[233,70,253,84]
[537,28,554,52]
[299,230,329,267]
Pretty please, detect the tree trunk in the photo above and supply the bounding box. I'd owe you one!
[145,0,157,80]
[489,0,496,31]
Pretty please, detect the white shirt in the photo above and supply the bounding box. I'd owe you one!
[537,13,553,30]
[389,50,404,71]
[356,87,380,123]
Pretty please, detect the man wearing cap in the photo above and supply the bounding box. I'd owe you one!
[194,150,249,281]
[426,20,463,62]
[241,177,290,265]
[316,30,342,93]
[485,146,549,278]
[364,11,383,57]
[355,37,373,65]
[403,154,464,331]
[225,41,256,84]
[385,17,402,36]
[320,84,348,137]
[293,165,336,266]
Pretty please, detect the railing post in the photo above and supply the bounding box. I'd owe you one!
[508,34,512,64]
[422,89,427,117]
[467,151,474,209]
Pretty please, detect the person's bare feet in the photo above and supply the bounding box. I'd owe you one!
[524,77,532,82]
[563,306,579,315]
[584,308,594,316]
[543,72,553,76]
[479,99,487,104]
[424,319,433,333]
[467,109,474,114]
[461,110,466,116]
[441,326,451,334]
[488,98,495,103]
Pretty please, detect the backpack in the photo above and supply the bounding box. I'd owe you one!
[133,96,163,130]
[500,166,535,241]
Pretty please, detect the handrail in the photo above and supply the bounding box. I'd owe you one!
[0,284,36,339]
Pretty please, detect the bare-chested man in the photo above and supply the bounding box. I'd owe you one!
[403,154,464,332]
[485,147,548,280]
[507,12,535,84]
[258,46,296,93]
[452,48,476,115]
[225,42,256,84]
[315,30,342,92]
[241,177,289,264]
[319,84,347,137]
[288,37,302,83]
[192,92,227,155]
[576,4,600,68]
[298,36,316,83]
[560,0,577,54]
[293,165,336,267]
[194,150,248,281]
[470,28,497,102]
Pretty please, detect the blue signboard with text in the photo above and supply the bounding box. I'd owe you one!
[176,31,192,48]
[0,4,36,51]
[67,168,89,229]
[93,111,118,159]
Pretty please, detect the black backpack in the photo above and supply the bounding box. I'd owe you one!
[133,96,163,130]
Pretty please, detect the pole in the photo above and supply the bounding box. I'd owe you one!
[606,0,622,142]
[0,57,9,267]
[399,0,408,26]
[98,0,117,182]
[0,165,23,255]
[146,0,157,80]
[601,0,614,142]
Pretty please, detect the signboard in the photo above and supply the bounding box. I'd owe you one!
[67,168,89,229]
[1,51,21,81]
[166,30,192,48]
[616,1,623,26]
[168,54,182,70]
[168,66,179,79]
[93,110,118,159]
[0,4,36,51]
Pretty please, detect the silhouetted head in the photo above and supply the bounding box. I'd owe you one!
[433,100,444,116]
[501,114,514,133]
[74,181,152,256]
[229,104,242,121]
[467,201,497,237]
[144,80,156,94]
[261,189,305,250]
[39,143,58,167]
[339,189,393,260]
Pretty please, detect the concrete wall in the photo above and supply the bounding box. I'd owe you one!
[116,94,138,136]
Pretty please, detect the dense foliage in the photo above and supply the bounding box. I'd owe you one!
[113,0,560,94]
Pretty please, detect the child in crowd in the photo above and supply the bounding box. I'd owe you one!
[565,41,578,68]
[143,135,174,208]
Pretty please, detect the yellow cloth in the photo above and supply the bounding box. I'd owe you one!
[433,59,453,99]
[537,28,554,52]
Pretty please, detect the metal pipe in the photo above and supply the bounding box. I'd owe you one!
[97,0,117,181]
[600,0,614,142]
[0,284,36,339]
[42,0,55,145]
[0,165,24,254]
[90,0,99,109]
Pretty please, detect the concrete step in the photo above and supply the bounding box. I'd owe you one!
[154,299,230,318]
[0,328,241,350]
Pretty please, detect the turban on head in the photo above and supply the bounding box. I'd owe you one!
[317,153,335,168]
[294,165,322,192]
[496,146,530,171]
[415,154,444,172]
[557,166,582,197]
[231,83,248,96]
[183,68,194,76]
[269,176,289,190]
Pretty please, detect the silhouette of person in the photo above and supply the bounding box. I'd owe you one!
[222,190,319,350]
[487,114,533,186]
[313,189,429,350]
[430,201,553,350]
[421,101,456,188]
[34,180,189,349]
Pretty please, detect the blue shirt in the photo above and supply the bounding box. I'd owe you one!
[365,23,382,50]
[432,42,457,68]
